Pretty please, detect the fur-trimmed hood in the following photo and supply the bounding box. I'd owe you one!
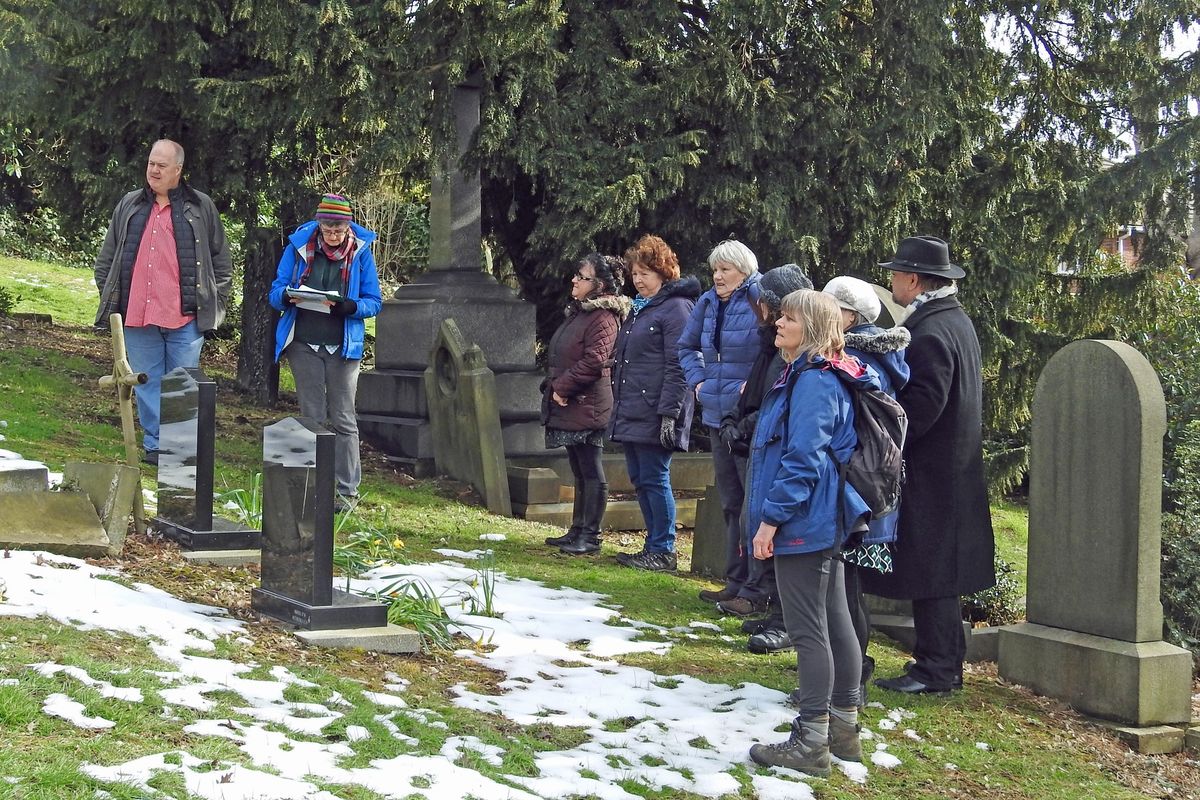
[845,324,911,354]
[566,293,632,321]
[845,323,911,396]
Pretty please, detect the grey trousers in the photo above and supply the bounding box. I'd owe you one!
[775,550,862,716]
[286,343,362,497]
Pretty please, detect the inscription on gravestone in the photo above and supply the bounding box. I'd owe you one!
[251,417,386,630]
[154,367,259,550]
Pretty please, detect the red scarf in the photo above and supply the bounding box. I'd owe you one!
[300,228,357,291]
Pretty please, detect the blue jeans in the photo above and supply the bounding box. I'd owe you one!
[623,442,675,553]
[123,320,204,452]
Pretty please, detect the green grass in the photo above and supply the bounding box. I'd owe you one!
[0,252,1178,800]
[1,255,99,327]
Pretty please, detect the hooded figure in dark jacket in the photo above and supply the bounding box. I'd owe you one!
[606,235,699,571]
[543,254,631,554]
[867,236,995,697]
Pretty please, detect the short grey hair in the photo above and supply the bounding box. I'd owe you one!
[154,139,185,166]
[707,239,759,276]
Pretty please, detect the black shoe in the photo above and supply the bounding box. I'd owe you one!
[874,674,952,696]
[901,660,963,690]
[545,527,581,546]
[616,549,647,565]
[624,551,677,571]
[141,449,159,466]
[698,586,739,603]
[747,627,791,654]
[741,616,770,635]
[559,534,601,555]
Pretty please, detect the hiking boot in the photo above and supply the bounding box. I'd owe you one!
[545,527,581,546]
[624,551,677,572]
[616,548,648,565]
[559,533,601,555]
[747,627,791,654]
[749,719,831,777]
[717,596,768,617]
[741,615,770,635]
[698,586,739,603]
[829,715,863,762]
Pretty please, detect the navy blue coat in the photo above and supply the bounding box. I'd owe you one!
[609,277,700,449]
[678,274,763,427]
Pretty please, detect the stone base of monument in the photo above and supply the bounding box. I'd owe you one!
[690,485,726,578]
[1090,720,1187,754]
[870,614,999,663]
[154,515,261,551]
[181,549,261,567]
[252,587,389,631]
[1187,725,1200,752]
[63,462,140,554]
[295,624,421,654]
[508,451,714,494]
[515,498,697,530]
[999,622,1193,728]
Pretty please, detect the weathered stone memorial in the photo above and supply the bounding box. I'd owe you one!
[358,75,543,475]
[154,367,260,551]
[999,340,1193,747]
[690,485,727,578]
[424,319,512,516]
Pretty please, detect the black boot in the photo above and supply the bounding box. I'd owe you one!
[545,482,586,546]
[559,481,606,556]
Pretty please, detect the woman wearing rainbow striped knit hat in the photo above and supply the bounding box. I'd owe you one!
[268,193,383,512]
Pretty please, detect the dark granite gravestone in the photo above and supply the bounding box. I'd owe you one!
[999,340,1192,731]
[358,75,544,474]
[251,417,387,630]
[153,367,260,550]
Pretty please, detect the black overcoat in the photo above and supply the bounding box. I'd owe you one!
[862,295,996,599]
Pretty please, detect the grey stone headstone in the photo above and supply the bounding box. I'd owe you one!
[0,492,110,558]
[154,367,259,550]
[1025,340,1165,641]
[690,485,726,578]
[252,417,387,631]
[999,340,1193,727]
[424,320,512,517]
[0,452,49,493]
[63,462,140,556]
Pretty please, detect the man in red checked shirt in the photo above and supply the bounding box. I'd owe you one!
[94,139,232,465]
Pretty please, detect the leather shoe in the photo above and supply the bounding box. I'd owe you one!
[698,586,739,603]
[873,674,952,696]
[716,596,768,617]
[902,660,963,689]
[747,627,791,654]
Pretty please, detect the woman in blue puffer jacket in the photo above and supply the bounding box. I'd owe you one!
[823,275,910,705]
[678,240,765,614]
[268,193,382,511]
[746,289,874,777]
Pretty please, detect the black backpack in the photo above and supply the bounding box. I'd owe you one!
[786,361,907,521]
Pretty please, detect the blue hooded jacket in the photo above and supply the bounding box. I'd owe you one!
[677,273,763,427]
[744,356,875,556]
[269,220,383,362]
[844,323,910,545]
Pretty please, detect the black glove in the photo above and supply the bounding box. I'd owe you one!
[330,299,358,316]
[659,415,677,450]
[718,418,742,449]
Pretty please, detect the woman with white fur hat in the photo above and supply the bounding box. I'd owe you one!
[822,275,910,705]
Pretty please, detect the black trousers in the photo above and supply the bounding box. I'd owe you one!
[910,596,965,690]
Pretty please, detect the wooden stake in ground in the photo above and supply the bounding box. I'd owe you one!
[97,313,148,536]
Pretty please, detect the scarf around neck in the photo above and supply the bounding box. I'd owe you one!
[906,283,958,314]
[301,227,357,291]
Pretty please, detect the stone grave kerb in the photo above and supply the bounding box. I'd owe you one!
[424,319,512,517]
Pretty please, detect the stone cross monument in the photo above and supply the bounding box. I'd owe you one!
[358,76,543,474]
[998,340,1192,732]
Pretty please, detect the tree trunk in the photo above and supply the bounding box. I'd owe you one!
[237,225,281,406]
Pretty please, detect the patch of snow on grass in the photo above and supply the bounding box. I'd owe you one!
[43,693,114,729]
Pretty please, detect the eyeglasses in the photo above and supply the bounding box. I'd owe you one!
[572,272,597,282]
[319,222,350,233]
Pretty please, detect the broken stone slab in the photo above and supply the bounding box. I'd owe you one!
[180,549,261,568]
[0,492,111,558]
[0,457,49,492]
[295,624,421,654]
[62,462,139,556]
[1186,726,1200,753]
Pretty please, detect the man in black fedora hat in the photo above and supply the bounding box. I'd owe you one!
[864,235,995,695]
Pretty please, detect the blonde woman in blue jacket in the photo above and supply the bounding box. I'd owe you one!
[746,289,873,776]
[268,193,382,511]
